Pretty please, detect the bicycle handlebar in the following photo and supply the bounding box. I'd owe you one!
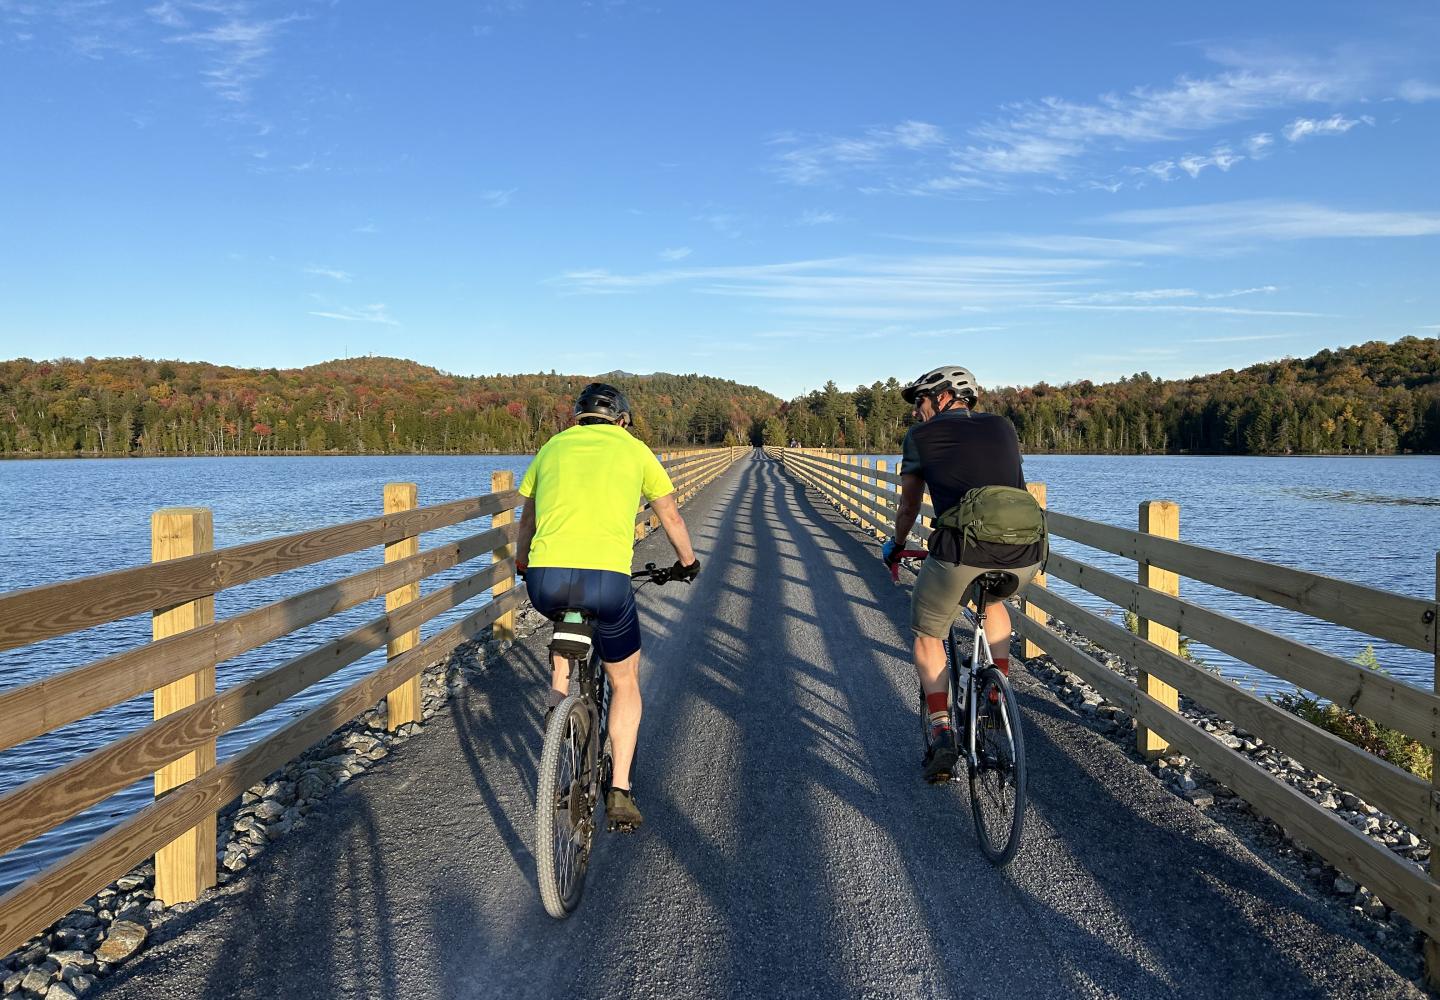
[888,549,929,584]
[632,562,678,586]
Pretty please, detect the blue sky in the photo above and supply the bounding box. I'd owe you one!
[1,1,1437,398]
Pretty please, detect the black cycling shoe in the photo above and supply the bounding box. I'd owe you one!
[605,786,644,832]
[923,723,959,783]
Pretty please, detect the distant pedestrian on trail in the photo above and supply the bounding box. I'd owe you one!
[882,365,1045,782]
[515,382,701,830]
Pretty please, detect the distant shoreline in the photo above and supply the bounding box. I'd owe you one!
[4,449,1436,461]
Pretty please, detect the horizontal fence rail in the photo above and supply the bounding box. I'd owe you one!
[0,446,740,959]
[774,446,1440,977]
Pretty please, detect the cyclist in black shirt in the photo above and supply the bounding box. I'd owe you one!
[882,365,1043,781]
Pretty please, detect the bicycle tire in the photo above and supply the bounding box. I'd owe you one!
[968,666,1027,866]
[536,694,598,918]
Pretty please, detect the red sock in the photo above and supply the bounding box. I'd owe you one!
[993,657,1009,678]
[925,691,950,727]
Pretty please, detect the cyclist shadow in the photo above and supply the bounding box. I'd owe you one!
[448,637,550,880]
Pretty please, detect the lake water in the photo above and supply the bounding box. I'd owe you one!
[1,453,1438,893]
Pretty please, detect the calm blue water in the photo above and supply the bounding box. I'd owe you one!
[854,454,1438,698]
[1,453,1437,893]
[0,456,531,893]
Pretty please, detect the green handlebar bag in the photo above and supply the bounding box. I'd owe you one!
[933,485,1048,567]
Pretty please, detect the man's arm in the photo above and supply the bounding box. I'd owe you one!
[649,493,696,565]
[893,473,925,548]
[516,500,536,571]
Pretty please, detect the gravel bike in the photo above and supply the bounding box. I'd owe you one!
[535,562,675,918]
[891,550,1028,866]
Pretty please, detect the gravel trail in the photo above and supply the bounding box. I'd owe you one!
[96,454,1422,1000]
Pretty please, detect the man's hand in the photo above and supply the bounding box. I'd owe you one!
[516,557,528,579]
[881,539,903,567]
[670,558,701,583]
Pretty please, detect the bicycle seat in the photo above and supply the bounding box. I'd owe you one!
[975,571,1021,600]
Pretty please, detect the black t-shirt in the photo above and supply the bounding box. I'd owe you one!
[900,409,1040,568]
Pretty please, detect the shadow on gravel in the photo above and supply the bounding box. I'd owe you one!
[449,640,549,879]
[621,457,856,997]
[770,455,1415,999]
[99,796,402,1000]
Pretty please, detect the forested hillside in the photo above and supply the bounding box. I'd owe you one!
[2,337,1436,456]
[772,337,1440,455]
[0,357,776,455]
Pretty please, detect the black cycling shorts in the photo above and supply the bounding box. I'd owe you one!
[525,567,641,662]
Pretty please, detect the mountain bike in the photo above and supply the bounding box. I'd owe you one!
[535,562,675,918]
[891,550,1028,866]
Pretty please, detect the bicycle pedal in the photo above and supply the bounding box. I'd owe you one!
[606,819,640,834]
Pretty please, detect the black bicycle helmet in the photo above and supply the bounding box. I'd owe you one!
[574,382,632,425]
[900,365,980,405]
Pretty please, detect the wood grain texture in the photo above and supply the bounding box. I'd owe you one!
[1044,550,1440,750]
[383,484,422,731]
[1137,500,1180,757]
[150,508,216,906]
[1022,483,1048,660]
[0,523,514,754]
[0,491,520,652]
[1047,509,1435,654]
[0,558,516,859]
[490,471,516,643]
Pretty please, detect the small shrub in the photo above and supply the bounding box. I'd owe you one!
[1272,645,1431,781]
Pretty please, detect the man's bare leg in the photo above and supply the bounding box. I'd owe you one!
[547,653,570,709]
[603,652,642,789]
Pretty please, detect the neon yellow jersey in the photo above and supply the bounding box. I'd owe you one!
[519,424,675,575]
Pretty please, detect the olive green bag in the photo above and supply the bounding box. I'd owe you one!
[933,485,1048,567]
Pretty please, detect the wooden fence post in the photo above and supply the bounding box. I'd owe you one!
[1023,482,1047,659]
[1428,551,1440,991]
[1137,500,1181,757]
[151,507,216,905]
[383,483,421,731]
[492,470,516,642]
[875,460,890,541]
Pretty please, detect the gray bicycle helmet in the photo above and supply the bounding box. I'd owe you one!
[900,365,980,405]
[574,382,632,425]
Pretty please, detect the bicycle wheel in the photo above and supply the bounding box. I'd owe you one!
[969,666,1027,865]
[536,694,599,917]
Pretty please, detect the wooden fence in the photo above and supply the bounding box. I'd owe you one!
[0,446,739,957]
[772,446,1440,979]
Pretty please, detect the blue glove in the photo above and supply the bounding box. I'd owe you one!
[881,539,900,566]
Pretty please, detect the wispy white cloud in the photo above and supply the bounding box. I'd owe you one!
[796,209,844,226]
[694,210,744,238]
[659,247,692,261]
[353,222,379,235]
[1058,303,1327,318]
[1206,285,1277,299]
[480,188,516,208]
[158,5,301,104]
[769,51,1401,194]
[305,265,353,283]
[771,120,947,184]
[1104,200,1440,242]
[1282,113,1369,142]
[554,253,1109,322]
[1398,80,1440,103]
[1187,333,1302,343]
[309,303,398,326]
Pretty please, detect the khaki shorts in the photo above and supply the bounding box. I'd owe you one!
[910,558,1043,638]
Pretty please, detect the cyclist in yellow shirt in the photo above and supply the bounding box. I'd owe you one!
[515,383,700,830]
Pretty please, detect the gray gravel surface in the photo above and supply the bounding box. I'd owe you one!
[95,455,1423,1000]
